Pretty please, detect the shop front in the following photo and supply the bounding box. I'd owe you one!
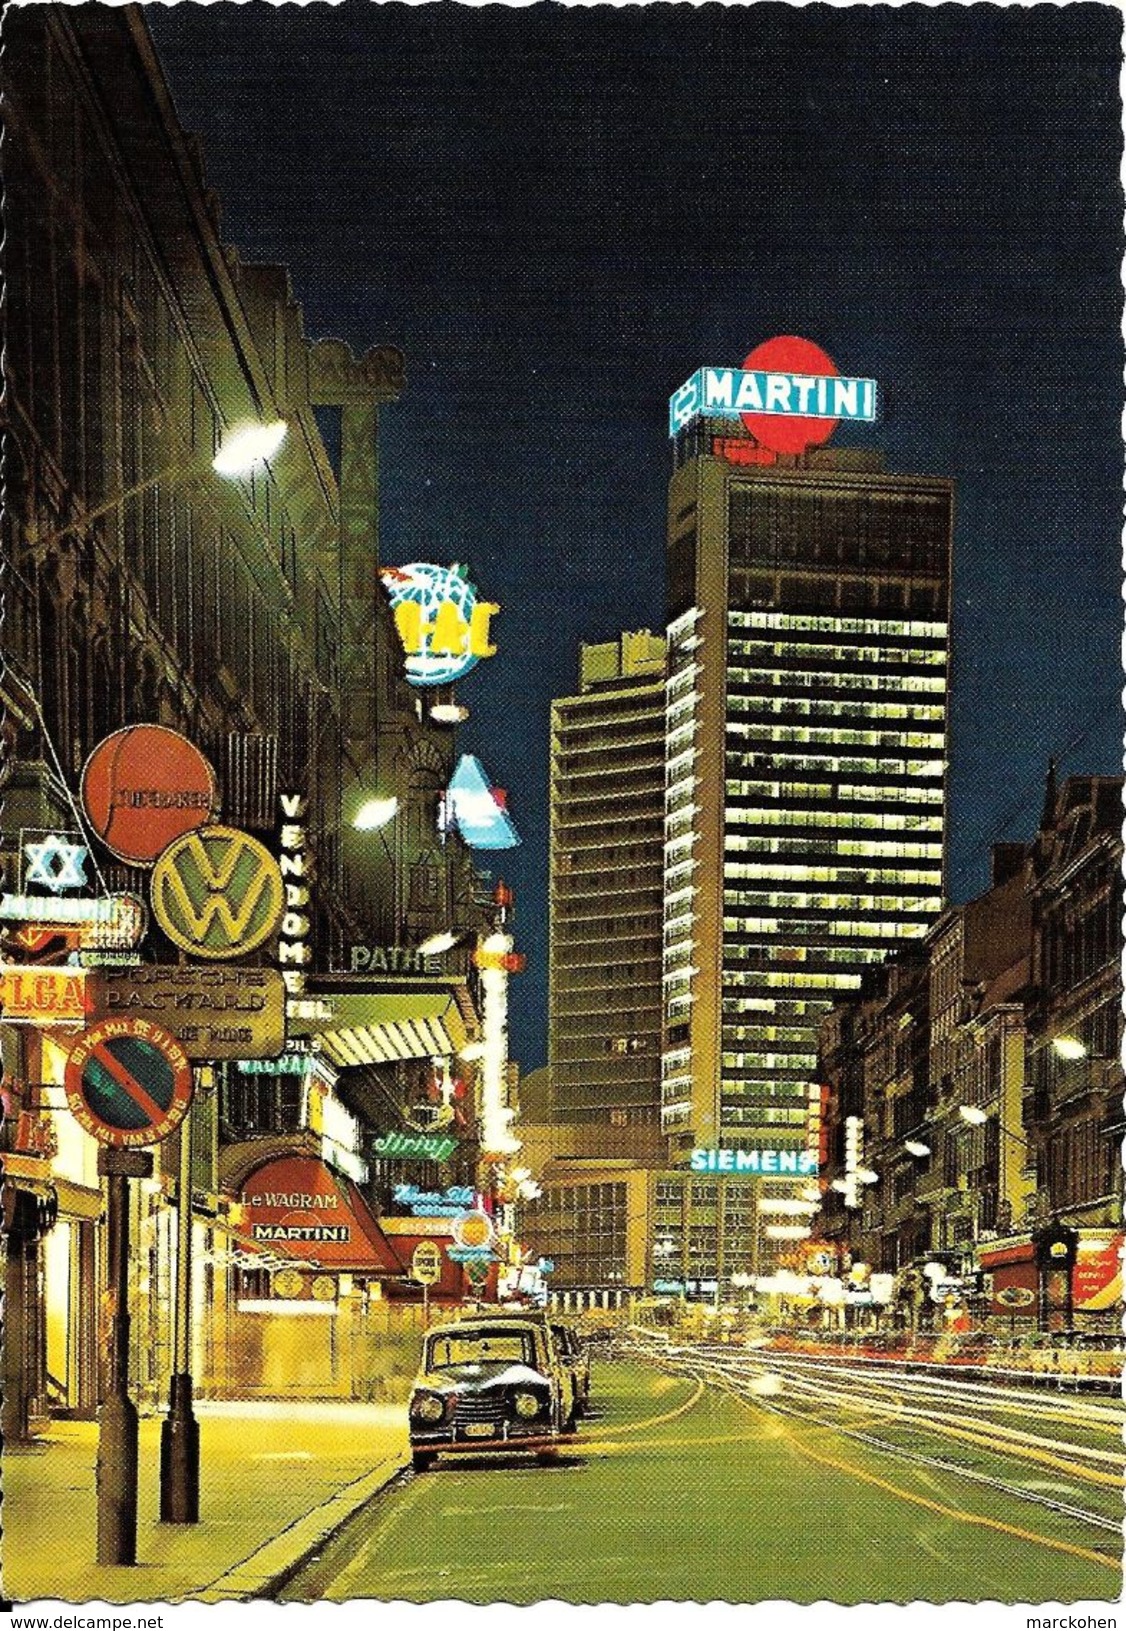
[227,1152,404,1398]
[978,1227,1123,1335]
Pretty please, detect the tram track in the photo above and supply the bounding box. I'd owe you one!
[626,1335,1124,1541]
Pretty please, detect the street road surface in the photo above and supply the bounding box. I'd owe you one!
[281,1347,1122,1604]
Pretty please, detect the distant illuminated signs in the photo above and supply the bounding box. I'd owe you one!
[0,892,146,949]
[394,1183,475,1217]
[843,1115,863,1209]
[277,793,312,1006]
[373,1130,459,1162]
[150,826,285,959]
[669,336,877,453]
[380,562,499,687]
[347,945,441,974]
[23,834,89,894]
[447,1207,497,1265]
[441,756,521,851]
[689,1148,819,1175]
[0,966,88,1024]
[81,726,217,865]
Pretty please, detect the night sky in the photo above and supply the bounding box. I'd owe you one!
[144,1,1124,1070]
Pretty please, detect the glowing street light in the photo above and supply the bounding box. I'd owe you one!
[958,1104,989,1127]
[212,418,287,476]
[417,930,458,957]
[353,796,399,832]
[904,1139,931,1157]
[764,1224,812,1241]
[1051,1035,1088,1061]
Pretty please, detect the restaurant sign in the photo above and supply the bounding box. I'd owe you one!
[241,1154,401,1271]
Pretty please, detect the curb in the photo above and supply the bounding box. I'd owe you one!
[195,1452,408,1602]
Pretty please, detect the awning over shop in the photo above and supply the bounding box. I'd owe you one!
[299,987,472,1069]
[238,1153,403,1275]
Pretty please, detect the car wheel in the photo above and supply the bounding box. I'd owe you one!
[411,1450,436,1472]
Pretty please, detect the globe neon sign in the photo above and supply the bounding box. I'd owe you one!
[380,562,499,687]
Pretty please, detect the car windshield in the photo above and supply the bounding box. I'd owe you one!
[426,1328,537,1369]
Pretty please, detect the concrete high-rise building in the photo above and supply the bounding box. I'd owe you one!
[661,427,953,1167]
[549,631,667,1125]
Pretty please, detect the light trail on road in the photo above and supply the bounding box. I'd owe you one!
[636,1335,1124,1538]
[278,1355,1121,1605]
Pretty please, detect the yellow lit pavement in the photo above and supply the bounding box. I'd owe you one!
[2,1400,407,1605]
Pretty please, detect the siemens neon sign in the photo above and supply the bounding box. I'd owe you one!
[669,367,877,438]
[690,1148,819,1175]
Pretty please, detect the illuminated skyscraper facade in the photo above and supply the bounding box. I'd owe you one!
[550,632,667,1125]
[662,433,953,1163]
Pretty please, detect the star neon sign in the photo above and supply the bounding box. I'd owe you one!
[23,834,90,894]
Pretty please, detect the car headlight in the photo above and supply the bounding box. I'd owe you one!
[514,1391,543,1419]
[410,1392,445,1423]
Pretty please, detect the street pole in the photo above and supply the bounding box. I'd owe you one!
[96,1146,152,1565]
[160,1103,199,1522]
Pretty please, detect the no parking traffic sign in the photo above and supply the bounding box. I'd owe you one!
[64,1017,194,1147]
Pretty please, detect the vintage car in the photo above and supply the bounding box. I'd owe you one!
[407,1316,570,1470]
[550,1320,591,1415]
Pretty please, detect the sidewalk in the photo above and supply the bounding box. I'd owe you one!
[1,1399,408,1605]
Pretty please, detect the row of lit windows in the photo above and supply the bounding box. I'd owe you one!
[728,695,946,723]
[725,752,944,782]
[726,891,940,916]
[722,1025,818,1045]
[728,666,947,695]
[724,940,898,964]
[721,1051,818,1072]
[730,609,948,640]
[728,638,946,668]
[722,997,832,1016]
[727,810,943,833]
[730,722,944,751]
[730,968,864,990]
[720,1106,808,1125]
[724,860,941,887]
[720,911,934,940]
[724,776,939,802]
[722,834,941,862]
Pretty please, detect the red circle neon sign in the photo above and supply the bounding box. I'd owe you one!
[739,335,841,455]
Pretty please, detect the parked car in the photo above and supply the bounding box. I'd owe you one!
[407,1316,570,1470]
[551,1320,591,1415]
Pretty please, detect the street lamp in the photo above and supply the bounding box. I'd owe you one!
[904,1139,931,1158]
[417,929,459,957]
[957,1104,1036,1151]
[211,417,287,475]
[353,796,399,831]
[1050,1034,1088,1061]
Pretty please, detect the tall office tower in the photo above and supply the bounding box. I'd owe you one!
[661,419,953,1164]
[550,632,667,1126]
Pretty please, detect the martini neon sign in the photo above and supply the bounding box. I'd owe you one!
[668,337,878,454]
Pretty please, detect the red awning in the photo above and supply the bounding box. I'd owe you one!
[977,1238,1034,1270]
[239,1153,403,1275]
